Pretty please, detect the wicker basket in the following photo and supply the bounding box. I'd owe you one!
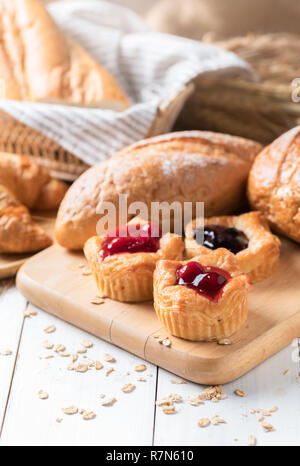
[176,33,300,145]
[0,84,193,181]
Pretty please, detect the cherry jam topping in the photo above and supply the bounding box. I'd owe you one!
[193,224,248,254]
[100,223,161,260]
[176,261,230,302]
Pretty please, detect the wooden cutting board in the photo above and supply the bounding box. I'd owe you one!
[16,237,300,385]
[0,214,56,280]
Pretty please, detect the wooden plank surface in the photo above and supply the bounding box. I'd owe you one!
[0,280,26,432]
[154,341,300,446]
[0,303,157,446]
[0,284,299,445]
[16,237,300,384]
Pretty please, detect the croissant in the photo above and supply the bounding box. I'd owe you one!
[0,153,68,211]
[0,0,130,109]
[0,185,52,253]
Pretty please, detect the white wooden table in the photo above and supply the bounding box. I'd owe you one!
[0,278,299,446]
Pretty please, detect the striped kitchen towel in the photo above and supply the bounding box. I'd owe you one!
[0,0,255,166]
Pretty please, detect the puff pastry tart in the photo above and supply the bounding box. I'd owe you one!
[84,220,184,302]
[185,212,280,283]
[153,250,250,342]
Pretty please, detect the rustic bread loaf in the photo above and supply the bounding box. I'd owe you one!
[248,126,300,243]
[0,0,130,109]
[55,131,262,250]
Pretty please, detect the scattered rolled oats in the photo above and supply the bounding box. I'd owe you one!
[201,385,224,401]
[106,367,114,377]
[170,378,187,385]
[134,364,147,373]
[189,396,203,407]
[101,397,117,407]
[67,363,76,371]
[156,399,173,407]
[56,418,63,423]
[93,360,103,370]
[138,377,147,382]
[211,415,226,425]
[261,421,274,432]
[38,390,49,400]
[163,405,175,414]
[257,409,271,417]
[248,435,256,446]
[217,339,232,345]
[81,339,93,349]
[71,354,78,363]
[169,394,182,403]
[283,369,290,376]
[255,413,264,422]
[104,353,116,363]
[43,341,54,350]
[55,344,66,353]
[234,389,246,398]
[198,418,211,428]
[90,297,105,305]
[77,348,87,354]
[62,406,78,415]
[83,411,96,420]
[29,309,37,316]
[44,325,56,334]
[122,383,135,393]
[24,310,31,318]
[162,338,171,347]
[45,355,54,360]
[269,406,278,413]
[0,349,12,356]
[75,363,89,373]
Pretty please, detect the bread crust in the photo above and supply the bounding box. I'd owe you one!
[0,153,68,211]
[0,184,52,253]
[0,0,130,107]
[55,131,262,250]
[185,212,281,283]
[153,249,250,341]
[248,126,300,243]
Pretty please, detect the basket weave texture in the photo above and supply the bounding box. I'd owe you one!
[177,33,300,144]
[0,84,193,181]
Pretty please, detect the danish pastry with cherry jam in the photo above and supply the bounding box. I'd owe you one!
[84,218,184,302]
[153,249,250,341]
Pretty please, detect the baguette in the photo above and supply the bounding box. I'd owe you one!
[0,0,130,109]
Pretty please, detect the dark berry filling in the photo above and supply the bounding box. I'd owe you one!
[193,224,248,254]
[176,261,230,302]
[100,223,161,260]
